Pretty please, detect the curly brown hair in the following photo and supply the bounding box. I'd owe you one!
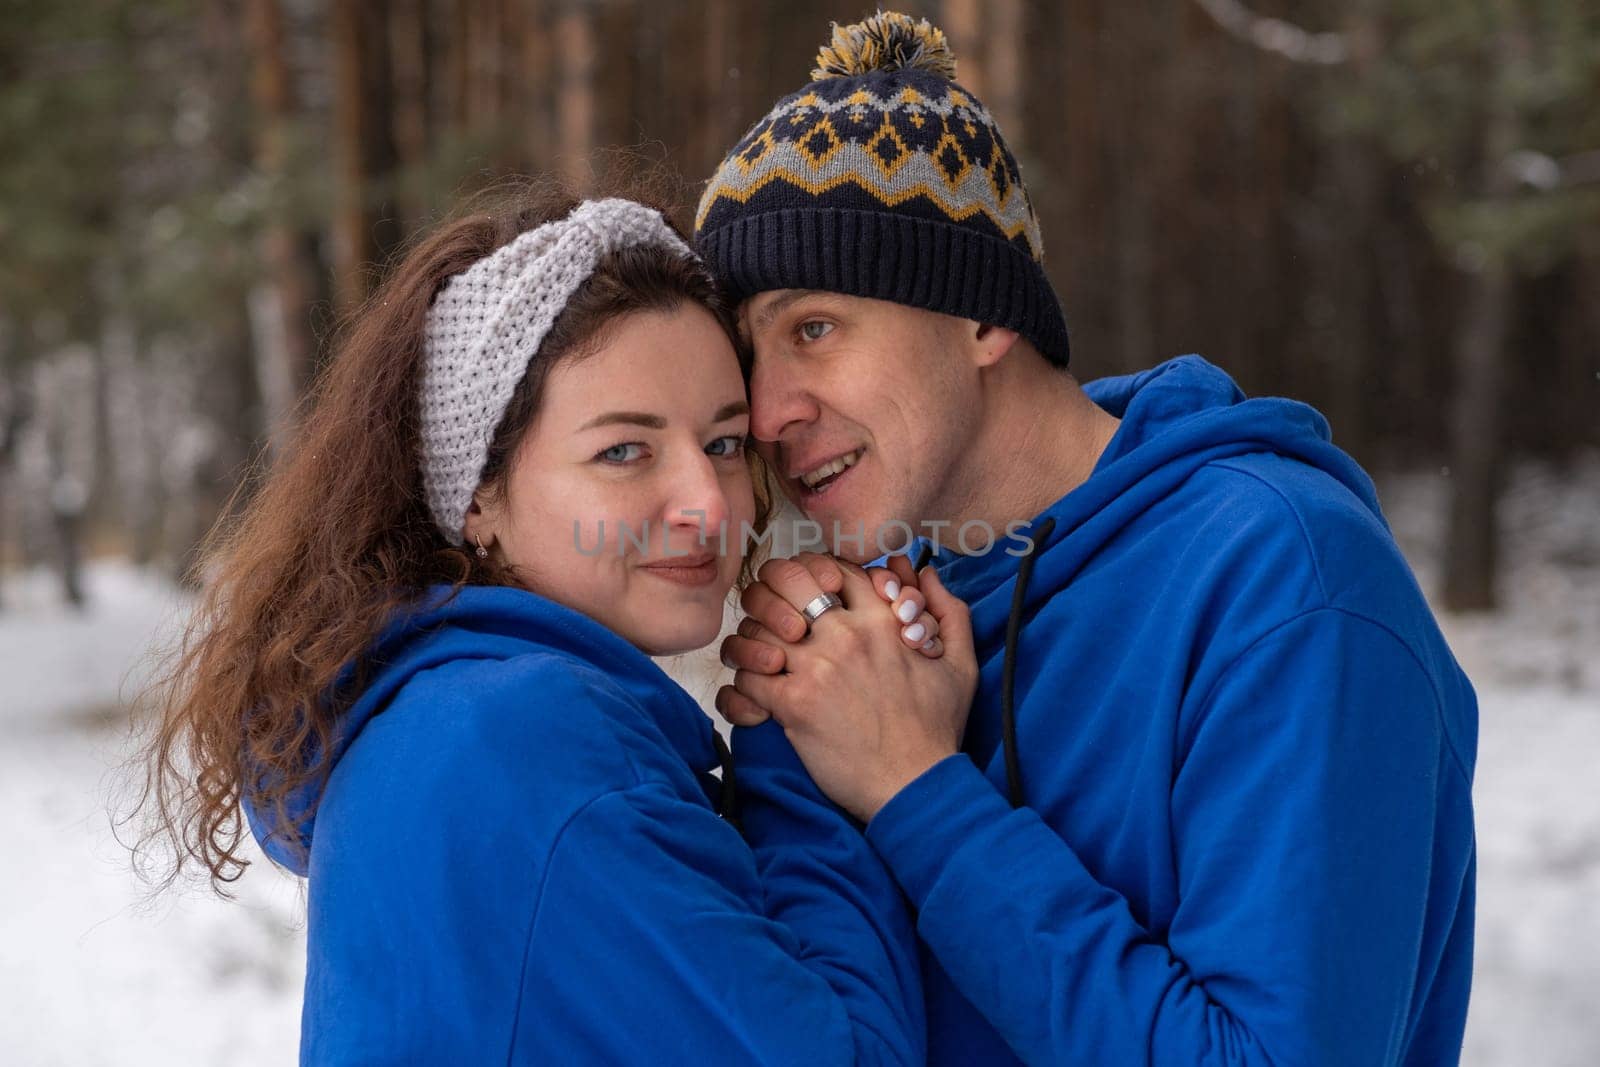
[128,176,774,895]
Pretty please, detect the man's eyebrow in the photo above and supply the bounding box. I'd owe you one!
[750,291,817,337]
[578,411,667,431]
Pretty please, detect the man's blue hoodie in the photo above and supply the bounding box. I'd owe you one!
[245,584,923,1064]
[834,356,1476,1064]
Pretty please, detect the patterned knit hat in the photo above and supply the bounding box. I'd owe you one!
[694,11,1068,365]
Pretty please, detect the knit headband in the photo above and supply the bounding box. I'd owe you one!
[419,198,694,544]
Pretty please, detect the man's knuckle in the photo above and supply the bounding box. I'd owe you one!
[766,558,807,585]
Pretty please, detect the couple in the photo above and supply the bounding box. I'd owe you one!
[144,12,1477,1065]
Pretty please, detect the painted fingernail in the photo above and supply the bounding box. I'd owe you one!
[922,638,937,651]
[884,579,900,601]
[897,600,919,624]
[904,622,927,643]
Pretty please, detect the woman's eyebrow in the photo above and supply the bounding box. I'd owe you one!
[712,401,750,422]
[578,411,667,431]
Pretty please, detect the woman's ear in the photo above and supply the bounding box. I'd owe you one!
[461,498,495,554]
[971,323,1022,369]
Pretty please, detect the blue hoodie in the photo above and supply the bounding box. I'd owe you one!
[803,356,1476,1064]
[246,584,923,1064]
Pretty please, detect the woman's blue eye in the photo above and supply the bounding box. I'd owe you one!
[706,435,747,458]
[798,320,833,342]
[598,443,646,463]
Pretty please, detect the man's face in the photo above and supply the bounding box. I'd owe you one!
[742,290,982,562]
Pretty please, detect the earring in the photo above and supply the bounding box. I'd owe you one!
[474,535,489,560]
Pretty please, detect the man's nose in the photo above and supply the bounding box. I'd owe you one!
[748,353,819,446]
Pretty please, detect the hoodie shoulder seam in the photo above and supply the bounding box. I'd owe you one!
[1188,605,1471,786]
[1207,457,1331,604]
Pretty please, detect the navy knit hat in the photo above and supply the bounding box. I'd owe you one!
[694,11,1069,366]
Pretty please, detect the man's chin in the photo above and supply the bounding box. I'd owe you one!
[792,510,911,563]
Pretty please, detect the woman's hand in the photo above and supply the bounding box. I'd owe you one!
[715,558,978,823]
[717,552,944,728]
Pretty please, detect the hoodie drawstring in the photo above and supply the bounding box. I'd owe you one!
[712,730,742,832]
[1000,516,1055,809]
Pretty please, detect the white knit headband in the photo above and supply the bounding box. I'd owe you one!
[419,198,695,544]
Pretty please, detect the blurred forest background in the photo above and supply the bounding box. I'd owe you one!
[0,0,1596,615]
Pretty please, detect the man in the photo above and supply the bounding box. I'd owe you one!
[695,12,1477,1067]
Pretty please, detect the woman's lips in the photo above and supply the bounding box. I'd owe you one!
[639,556,721,586]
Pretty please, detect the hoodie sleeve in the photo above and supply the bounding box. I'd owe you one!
[516,739,924,1065]
[864,608,1463,1065]
[730,720,925,1036]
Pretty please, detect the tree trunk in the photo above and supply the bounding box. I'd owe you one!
[246,0,319,450]
[39,356,92,609]
[388,0,431,226]
[1317,136,1381,470]
[556,1,597,191]
[0,359,32,611]
[1443,257,1512,611]
[983,0,1024,144]
[1107,1,1154,375]
[332,0,402,314]
[517,0,557,173]
[942,0,984,96]
[1442,10,1523,613]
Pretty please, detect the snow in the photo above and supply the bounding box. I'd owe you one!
[1,456,1595,1065]
[1383,456,1600,1067]
[0,567,303,1065]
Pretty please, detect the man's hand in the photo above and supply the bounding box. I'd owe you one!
[717,552,945,727]
[716,561,978,823]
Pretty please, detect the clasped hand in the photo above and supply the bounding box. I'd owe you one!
[716,552,978,822]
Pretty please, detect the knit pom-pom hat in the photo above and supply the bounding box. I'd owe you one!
[694,10,1068,365]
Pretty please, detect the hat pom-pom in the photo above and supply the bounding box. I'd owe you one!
[811,11,957,82]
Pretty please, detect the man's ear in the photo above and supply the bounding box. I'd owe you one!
[971,322,1022,369]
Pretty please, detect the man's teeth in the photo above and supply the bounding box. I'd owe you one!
[800,449,863,489]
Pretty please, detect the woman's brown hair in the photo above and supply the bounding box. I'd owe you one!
[130,176,774,894]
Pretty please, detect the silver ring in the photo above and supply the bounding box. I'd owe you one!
[800,592,844,629]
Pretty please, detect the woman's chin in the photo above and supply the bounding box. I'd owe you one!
[625,609,727,659]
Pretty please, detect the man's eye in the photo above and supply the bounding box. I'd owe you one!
[798,320,834,342]
[598,443,646,463]
[706,434,747,458]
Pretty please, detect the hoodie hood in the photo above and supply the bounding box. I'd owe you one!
[242,583,718,875]
[909,355,1386,809]
[932,355,1383,656]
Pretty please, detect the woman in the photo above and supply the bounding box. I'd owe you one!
[135,184,948,1063]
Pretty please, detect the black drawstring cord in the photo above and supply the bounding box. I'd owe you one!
[1001,516,1055,809]
[712,729,742,832]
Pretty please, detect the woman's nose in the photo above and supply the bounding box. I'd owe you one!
[663,451,733,549]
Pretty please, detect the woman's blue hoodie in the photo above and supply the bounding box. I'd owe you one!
[832,356,1477,1064]
[245,584,923,1064]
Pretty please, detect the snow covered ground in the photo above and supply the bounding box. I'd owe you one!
[1,456,1595,1065]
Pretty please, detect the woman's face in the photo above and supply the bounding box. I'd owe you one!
[466,304,755,656]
